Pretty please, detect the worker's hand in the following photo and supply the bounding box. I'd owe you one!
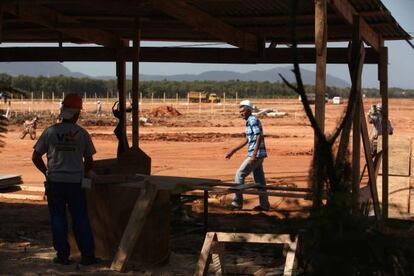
[225,151,234,159]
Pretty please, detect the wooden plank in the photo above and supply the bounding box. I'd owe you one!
[216,232,292,244]
[283,236,298,276]
[228,183,261,190]
[149,0,259,52]
[360,102,381,220]
[110,183,158,272]
[3,4,119,47]
[0,47,380,64]
[327,0,380,51]
[194,232,216,276]
[0,192,43,201]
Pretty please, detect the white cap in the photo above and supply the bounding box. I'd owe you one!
[376,103,382,110]
[239,99,253,110]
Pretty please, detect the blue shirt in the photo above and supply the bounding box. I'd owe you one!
[245,115,267,158]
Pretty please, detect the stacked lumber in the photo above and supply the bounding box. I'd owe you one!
[0,175,22,189]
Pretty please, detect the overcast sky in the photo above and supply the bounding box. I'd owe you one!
[2,0,414,89]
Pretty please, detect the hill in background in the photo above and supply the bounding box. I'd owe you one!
[0,62,350,87]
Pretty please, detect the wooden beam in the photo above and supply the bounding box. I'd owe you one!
[149,0,260,52]
[132,21,140,149]
[379,45,389,219]
[327,0,380,51]
[360,102,381,220]
[194,232,216,276]
[351,15,361,214]
[3,4,119,47]
[215,233,292,244]
[116,44,128,156]
[283,236,298,276]
[110,183,158,272]
[0,47,380,64]
[315,0,328,135]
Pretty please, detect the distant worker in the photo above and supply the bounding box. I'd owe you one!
[96,101,102,117]
[367,103,393,156]
[20,115,38,140]
[225,100,270,211]
[32,93,98,266]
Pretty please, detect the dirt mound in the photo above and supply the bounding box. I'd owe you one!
[148,106,182,117]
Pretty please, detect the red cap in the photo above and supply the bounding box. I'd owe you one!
[62,93,82,109]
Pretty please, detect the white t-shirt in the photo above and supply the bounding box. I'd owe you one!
[34,122,96,183]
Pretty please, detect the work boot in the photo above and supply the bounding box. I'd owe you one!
[53,256,72,265]
[80,255,100,266]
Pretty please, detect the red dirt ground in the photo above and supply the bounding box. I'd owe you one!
[0,98,413,274]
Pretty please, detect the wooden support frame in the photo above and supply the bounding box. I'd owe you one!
[360,101,381,220]
[314,0,328,135]
[116,43,128,154]
[195,232,298,276]
[379,45,389,219]
[110,183,158,272]
[327,0,381,51]
[149,0,260,52]
[131,20,141,149]
[3,4,119,47]
[0,47,380,64]
[351,15,362,214]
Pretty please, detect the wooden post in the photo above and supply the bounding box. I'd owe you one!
[52,91,54,103]
[379,45,389,219]
[117,42,128,149]
[352,16,361,213]
[314,0,327,135]
[41,91,44,102]
[132,22,141,149]
[313,0,327,209]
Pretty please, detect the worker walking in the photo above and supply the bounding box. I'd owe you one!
[225,100,270,211]
[96,101,102,117]
[367,103,393,156]
[32,93,98,265]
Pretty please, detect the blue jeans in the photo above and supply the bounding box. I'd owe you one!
[233,157,270,209]
[46,181,95,260]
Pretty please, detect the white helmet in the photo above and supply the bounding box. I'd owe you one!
[239,99,253,110]
[376,103,382,110]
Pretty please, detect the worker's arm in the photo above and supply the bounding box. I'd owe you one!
[84,155,94,176]
[32,150,47,177]
[250,134,262,161]
[226,138,248,159]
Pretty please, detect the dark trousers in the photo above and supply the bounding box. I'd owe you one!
[47,181,95,260]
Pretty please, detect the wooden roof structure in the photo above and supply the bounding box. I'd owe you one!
[0,0,411,47]
[0,0,411,222]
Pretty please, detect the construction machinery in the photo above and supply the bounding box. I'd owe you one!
[188,91,220,103]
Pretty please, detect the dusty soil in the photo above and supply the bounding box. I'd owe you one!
[0,98,413,274]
